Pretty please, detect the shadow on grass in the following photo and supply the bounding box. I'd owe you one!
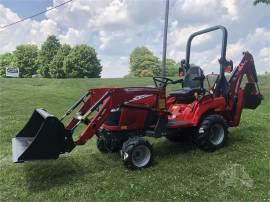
[152,138,196,159]
[22,132,253,188]
[227,133,245,145]
[23,157,84,192]
[228,127,261,145]
[151,131,250,162]
[23,150,123,192]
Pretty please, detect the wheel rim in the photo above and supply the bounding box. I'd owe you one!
[131,145,151,168]
[209,124,225,146]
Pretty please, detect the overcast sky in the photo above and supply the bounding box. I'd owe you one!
[0,0,269,77]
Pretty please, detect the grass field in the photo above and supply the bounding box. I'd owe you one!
[0,76,269,201]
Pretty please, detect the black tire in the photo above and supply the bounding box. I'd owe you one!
[194,114,228,152]
[96,130,127,153]
[96,136,110,153]
[121,137,153,169]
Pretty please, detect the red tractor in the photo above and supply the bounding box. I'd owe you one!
[12,26,262,169]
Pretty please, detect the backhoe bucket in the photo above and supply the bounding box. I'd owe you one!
[12,109,75,163]
[243,83,262,109]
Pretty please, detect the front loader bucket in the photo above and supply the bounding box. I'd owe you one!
[12,109,75,163]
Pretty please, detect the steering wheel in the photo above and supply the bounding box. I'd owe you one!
[153,76,174,87]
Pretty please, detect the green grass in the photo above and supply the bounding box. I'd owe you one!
[0,76,269,201]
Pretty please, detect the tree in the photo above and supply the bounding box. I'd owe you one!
[64,45,102,78]
[165,59,178,77]
[37,35,61,77]
[0,53,16,77]
[49,44,71,78]
[254,0,270,5]
[129,47,161,77]
[13,44,38,78]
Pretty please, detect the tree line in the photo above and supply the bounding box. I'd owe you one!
[0,36,178,78]
[0,0,268,78]
[0,36,102,78]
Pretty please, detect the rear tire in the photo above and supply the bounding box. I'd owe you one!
[194,114,228,152]
[121,137,153,169]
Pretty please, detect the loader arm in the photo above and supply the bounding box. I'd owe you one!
[74,93,113,145]
[65,87,165,145]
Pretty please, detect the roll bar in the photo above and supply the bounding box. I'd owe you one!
[185,25,228,75]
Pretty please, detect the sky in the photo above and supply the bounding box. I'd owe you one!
[0,0,269,77]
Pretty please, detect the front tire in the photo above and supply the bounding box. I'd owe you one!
[96,136,110,153]
[194,114,228,152]
[121,137,153,169]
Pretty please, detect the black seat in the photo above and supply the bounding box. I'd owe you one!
[170,66,205,104]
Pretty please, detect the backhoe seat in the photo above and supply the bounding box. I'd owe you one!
[170,66,205,104]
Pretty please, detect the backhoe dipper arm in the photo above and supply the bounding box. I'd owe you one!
[228,52,263,126]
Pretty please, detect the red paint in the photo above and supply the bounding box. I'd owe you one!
[65,52,262,146]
